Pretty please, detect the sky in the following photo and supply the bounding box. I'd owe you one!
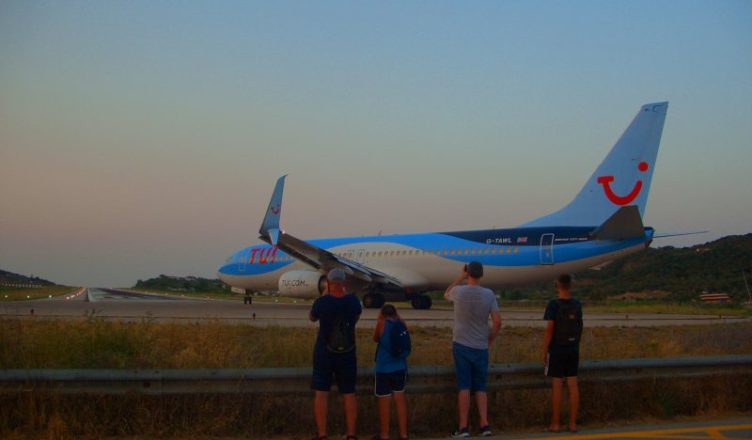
[1,1,751,287]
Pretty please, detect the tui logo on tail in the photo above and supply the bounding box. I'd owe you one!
[597,161,649,206]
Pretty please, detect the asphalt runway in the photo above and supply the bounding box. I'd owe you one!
[2,288,750,328]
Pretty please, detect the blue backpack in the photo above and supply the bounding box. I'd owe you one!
[386,320,411,359]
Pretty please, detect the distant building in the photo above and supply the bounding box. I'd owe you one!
[699,292,731,304]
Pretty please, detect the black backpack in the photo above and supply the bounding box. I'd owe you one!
[554,299,582,346]
[387,320,411,359]
[326,314,355,354]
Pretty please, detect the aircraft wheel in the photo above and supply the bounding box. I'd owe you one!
[363,293,384,309]
[411,295,432,310]
[421,295,432,309]
[372,293,385,308]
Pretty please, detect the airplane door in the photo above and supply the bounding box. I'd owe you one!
[540,234,555,265]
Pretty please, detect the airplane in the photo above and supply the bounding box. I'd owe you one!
[217,102,669,309]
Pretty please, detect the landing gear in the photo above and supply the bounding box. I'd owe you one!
[362,292,385,309]
[410,295,432,310]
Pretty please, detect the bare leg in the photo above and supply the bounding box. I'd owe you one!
[377,395,391,439]
[458,389,470,429]
[342,393,357,437]
[549,378,563,431]
[475,391,489,427]
[314,390,328,438]
[393,391,408,438]
[566,377,579,431]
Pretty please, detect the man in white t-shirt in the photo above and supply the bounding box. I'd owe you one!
[444,261,502,438]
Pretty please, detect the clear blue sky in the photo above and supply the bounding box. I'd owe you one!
[1,1,751,287]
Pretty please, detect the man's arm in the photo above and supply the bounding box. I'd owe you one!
[309,300,319,322]
[444,269,468,300]
[541,320,554,365]
[373,310,384,342]
[488,309,502,345]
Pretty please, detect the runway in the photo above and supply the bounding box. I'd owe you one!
[2,288,749,328]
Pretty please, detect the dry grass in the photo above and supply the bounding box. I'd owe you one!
[2,318,752,369]
[1,318,751,438]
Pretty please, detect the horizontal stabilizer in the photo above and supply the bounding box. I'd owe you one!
[653,230,708,239]
[591,206,644,241]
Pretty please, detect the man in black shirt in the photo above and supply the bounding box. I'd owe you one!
[310,268,362,440]
[541,274,582,434]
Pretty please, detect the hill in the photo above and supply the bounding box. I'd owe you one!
[502,234,752,302]
[134,274,227,293]
[0,269,56,287]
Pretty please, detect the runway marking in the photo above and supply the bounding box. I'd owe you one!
[520,423,751,439]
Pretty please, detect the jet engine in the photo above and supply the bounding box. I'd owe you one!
[278,270,327,299]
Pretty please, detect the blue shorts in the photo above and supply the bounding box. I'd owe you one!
[452,342,489,392]
[374,369,407,397]
[311,349,357,393]
[545,351,579,378]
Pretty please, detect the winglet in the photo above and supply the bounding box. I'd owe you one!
[259,175,287,243]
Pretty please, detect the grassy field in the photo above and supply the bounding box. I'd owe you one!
[2,318,751,369]
[0,286,81,301]
[2,319,749,439]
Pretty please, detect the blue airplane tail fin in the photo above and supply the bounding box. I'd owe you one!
[521,102,668,227]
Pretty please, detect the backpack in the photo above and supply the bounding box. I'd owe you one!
[326,314,355,354]
[387,320,411,359]
[554,299,582,346]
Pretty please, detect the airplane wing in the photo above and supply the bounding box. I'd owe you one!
[258,176,403,289]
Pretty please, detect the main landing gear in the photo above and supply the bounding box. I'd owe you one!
[362,292,386,309]
[362,292,432,310]
[410,295,432,310]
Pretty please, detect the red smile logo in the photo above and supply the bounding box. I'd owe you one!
[597,162,649,206]
[271,205,281,215]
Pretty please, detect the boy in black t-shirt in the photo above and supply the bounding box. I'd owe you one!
[541,274,582,434]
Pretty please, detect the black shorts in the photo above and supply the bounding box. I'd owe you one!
[374,369,407,397]
[311,349,357,393]
[545,351,579,378]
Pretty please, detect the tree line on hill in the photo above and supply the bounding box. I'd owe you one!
[0,270,55,287]
[3,234,750,302]
[502,234,752,302]
[134,274,227,293]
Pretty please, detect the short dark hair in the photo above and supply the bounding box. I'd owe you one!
[381,304,397,318]
[556,274,572,290]
[466,261,483,279]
